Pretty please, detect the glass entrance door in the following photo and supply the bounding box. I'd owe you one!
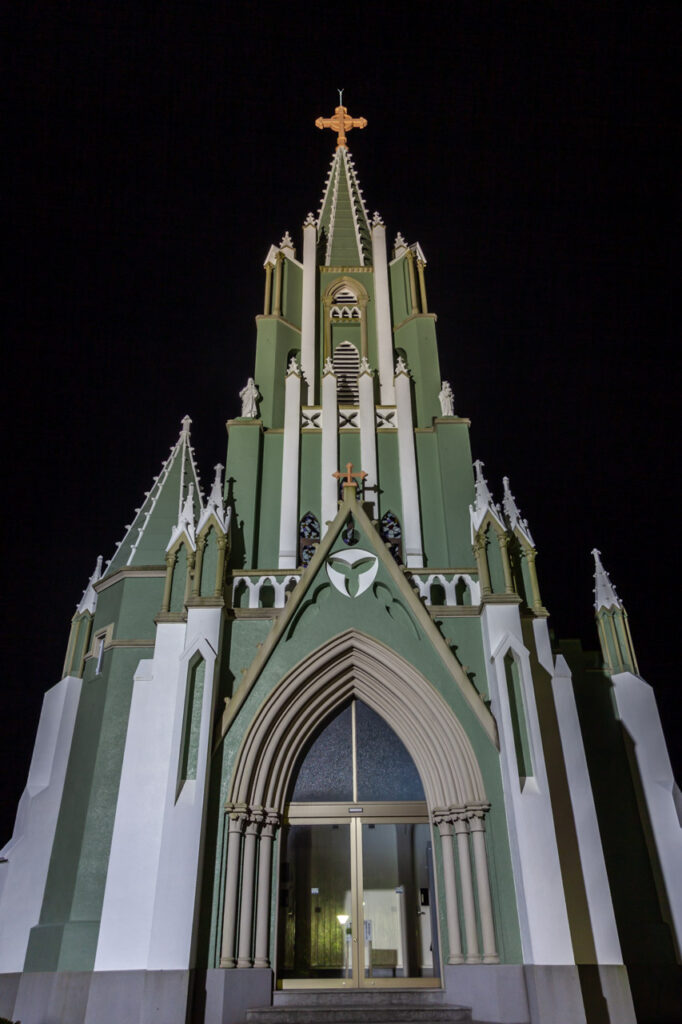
[277,816,440,988]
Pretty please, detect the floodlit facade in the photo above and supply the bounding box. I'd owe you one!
[1,105,680,1024]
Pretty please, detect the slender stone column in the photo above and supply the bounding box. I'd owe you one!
[273,253,283,317]
[253,811,280,968]
[417,259,428,313]
[474,535,492,598]
[454,814,480,962]
[468,808,498,963]
[263,262,273,315]
[191,535,206,598]
[301,216,317,404]
[434,813,464,964]
[214,534,227,598]
[278,362,302,568]
[161,551,175,613]
[237,809,264,967]
[524,548,543,612]
[183,550,196,606]
[220,806,247,968]
[321,366,338,534]
[394,363,423,567]
[406,250,419,315]
[358,363,378,517]
[498,533,515,595]
[370,216,396,405]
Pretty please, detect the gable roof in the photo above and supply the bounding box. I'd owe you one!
[218,485,498,748]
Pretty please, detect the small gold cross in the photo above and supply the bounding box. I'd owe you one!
[333,462,367,487]
[315,102,367,150]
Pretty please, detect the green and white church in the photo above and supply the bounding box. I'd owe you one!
[1,105,680,1024]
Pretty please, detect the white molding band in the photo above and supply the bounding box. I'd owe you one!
[371,221,396,405]
[358,368,378,517]
[395,368,424,567]
[321,370,338,534]
[301,222,317,404]
[278,368,302,568]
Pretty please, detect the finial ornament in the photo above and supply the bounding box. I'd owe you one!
[181,414,192,435]
[394,355,409,376]
[279,231,295,257]
[322,356,334,376]
[394,232,408,257]
[592,549,622,611]
[372,211,384,227]
[315,100,367,150]
[359,355,372,375]
[303,211,316,228]
[502,476,535,546]
[438,380,455,416]
[239,378,260,418]
[287,355,301,376]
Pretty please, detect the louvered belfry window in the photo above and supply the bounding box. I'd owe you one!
[333,341,360,404]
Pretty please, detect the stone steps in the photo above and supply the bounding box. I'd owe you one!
[247,1002,472,1024]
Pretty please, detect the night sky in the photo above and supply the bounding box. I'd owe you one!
[3,3,680,842]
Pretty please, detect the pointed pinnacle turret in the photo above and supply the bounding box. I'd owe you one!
[503,476,535,547]
[592,549,622,611]
[168,482,197,551]
[317,145,372,266]
[76,555,103,615]
[470,460,505,535]
[198,463,230,535]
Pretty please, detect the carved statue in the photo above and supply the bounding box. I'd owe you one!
[439,380,455,417]
[239,378,260,418]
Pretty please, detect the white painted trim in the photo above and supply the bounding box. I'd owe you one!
[321,370,338,535]
[481,606,574,964]
[372,222,396,405]
[278,369,302,569]
[394,369,423,567]
[358,370,378,517]
[611,670,682,955]
[543,631,624,964]
[301,222,317,404]
[0,675,82,972]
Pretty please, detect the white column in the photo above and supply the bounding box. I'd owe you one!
[236,809,264,968]
[321,366,338,534]
[278,363,302,568]
[301,217,317,405]
[253,811,280,968]
[435,814,464,964]
[220,807,247,967]
[454,814,480,962]
[358,364,378,517]
[371,218,396,405]
[394,364,423,567]
[468,808,498,963]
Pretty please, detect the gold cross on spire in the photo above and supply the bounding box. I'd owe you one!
[315,96,367,150]
[333,462,367,488]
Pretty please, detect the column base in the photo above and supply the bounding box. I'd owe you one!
[252,958,270,968]
[219,957,236,968]
[447,954,465,965]
[236,958,253,968]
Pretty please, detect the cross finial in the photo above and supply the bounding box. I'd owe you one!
[333,462,367,488]
[315,99,367,150]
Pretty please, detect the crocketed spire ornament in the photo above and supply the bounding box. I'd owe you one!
[470,460,505,535]
[502,476,535,547]
[76,555,104,615]
[198,463,229,534]
[592,549,622,611]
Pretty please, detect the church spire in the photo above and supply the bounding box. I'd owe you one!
[591,549,639,674]
[316,146,371,266]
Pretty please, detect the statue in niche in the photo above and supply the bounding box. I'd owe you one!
[438,380,455,417]
[239,377,260,418]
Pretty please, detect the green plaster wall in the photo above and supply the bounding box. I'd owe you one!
[282,259,302,328]
[389,256,410,326]
[299,432,321,526]
[415,432,448,566]
[254,317,299,429]
[200,527,219,597]
[434,423,476,566]
[257,433,284,567]
[169,545,188,613]
[393,316,441,426]
[25,646,148,971]
[226,421,263,569]
[376,432,403,526]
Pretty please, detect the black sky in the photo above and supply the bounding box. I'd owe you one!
[3,2,680,841]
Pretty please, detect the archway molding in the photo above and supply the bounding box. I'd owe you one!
[227,628,487,813]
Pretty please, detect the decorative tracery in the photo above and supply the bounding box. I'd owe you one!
[298,512,321,567]
[380,510,403,564]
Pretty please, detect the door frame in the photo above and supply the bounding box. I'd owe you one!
[276,802,442,989]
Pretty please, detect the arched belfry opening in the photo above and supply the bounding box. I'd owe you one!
[219,631,499,984]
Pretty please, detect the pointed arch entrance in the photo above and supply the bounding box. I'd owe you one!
[219,630,499,983]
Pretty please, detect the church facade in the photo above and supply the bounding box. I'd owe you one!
[0,106,680,1024]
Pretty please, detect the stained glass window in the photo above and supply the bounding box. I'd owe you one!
[299,512,321,567]
[380,511,403,564]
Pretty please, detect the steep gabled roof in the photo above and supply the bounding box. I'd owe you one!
[105,415,203,574]
[317,148,372,267]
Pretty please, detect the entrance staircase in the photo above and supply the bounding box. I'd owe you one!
[247,991,473,1024]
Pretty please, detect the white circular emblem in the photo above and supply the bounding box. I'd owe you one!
[326,548,378,598]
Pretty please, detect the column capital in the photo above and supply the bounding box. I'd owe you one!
[433,810,454,837]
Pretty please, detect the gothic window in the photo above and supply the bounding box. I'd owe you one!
[299,511,320,567]
[333,341,360,403]
[380,510,403,564]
